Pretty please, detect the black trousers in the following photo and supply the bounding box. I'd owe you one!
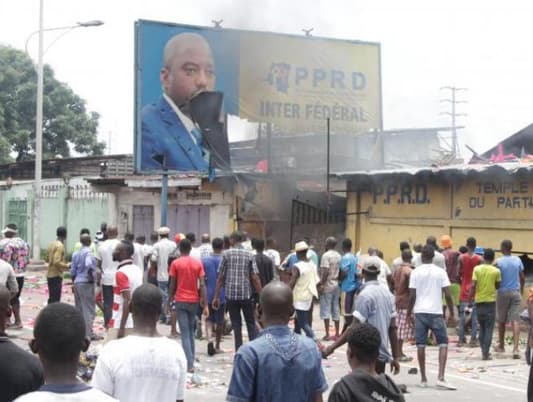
[47,277,62,304]
[11,277,25,307]
[102,285,114,327]
[227,299,257,351]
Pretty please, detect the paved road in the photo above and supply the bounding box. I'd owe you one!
[7,271,530,401]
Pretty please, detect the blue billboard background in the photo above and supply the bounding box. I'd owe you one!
[135,20,240,173]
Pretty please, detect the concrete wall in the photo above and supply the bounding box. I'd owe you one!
[114,180,234,239]
[1,178,113,256]
[346,173,533,264]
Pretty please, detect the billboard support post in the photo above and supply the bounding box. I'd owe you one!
[326,117,331,223]
[152,153,168,227]
[161,171,168,227]
[266,122,272,174]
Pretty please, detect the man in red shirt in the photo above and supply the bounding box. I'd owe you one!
[168,238,208,372]
[457,237,482,347]
[440,235,460,318]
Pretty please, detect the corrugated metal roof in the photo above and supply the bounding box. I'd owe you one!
[333,161,533,178]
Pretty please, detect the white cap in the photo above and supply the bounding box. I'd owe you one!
[294,241,309,252]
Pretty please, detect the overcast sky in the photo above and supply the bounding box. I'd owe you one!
[2,0,533,158]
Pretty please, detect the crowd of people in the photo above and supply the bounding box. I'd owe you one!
[0,221,532,401]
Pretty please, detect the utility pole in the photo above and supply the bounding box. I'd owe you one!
[440,86,467,159]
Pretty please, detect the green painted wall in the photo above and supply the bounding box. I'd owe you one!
[1,180,111,259]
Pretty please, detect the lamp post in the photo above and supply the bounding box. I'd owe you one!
[30,0,103,261]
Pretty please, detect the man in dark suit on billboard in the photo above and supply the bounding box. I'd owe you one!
[141,32,224,172]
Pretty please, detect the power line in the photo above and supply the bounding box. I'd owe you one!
[440,86,467,159]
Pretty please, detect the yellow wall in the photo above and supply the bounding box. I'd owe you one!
[346,175,533,262]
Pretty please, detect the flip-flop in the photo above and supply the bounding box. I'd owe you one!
[399,356,413,362]
[513,353,521,360]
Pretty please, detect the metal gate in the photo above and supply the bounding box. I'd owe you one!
[7,200,28,241]
[167,205,210,242]
[132,205,154,240]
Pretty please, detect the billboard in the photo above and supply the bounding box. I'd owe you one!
[134,20,382,174]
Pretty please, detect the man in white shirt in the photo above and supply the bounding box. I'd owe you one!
[16,303,116,402]
[124,233,144,270]
[407,245,457,390]
[150,227,177,324]
[265,239,281,266]
[186,232,202,261]
[92,284,187,402]
[358,248,393,290]
[143,232,159,284]
[391,241,411,273]
[97,226,120,328]
[198,233,213,259]
[107,241,143,341]
[319,237,342,341]
[412,236,447,269]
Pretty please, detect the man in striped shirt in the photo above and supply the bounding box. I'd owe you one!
[107,240,143,341]
[213,231,262,351]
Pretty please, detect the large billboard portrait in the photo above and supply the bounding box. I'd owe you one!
[134,20,382,174]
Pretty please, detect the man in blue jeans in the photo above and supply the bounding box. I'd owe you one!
[227,281,328,402]
[322,257,400,376]
[213,231,262,351]
[469,248,501,360]
[168,239,207,372]
[408,245,457,390]
[202,237,225,355]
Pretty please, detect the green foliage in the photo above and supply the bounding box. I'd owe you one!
[0,45,105,163]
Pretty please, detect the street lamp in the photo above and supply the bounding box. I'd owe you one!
[29,0,103,262]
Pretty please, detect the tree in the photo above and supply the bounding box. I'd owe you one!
[0,45,105,163]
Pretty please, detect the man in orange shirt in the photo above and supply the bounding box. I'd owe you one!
[168,238,208,373]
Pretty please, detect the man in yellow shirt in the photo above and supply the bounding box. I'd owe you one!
[469,248,501,360]
[46,227,70,304]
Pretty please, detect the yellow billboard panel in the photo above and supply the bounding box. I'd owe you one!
[238,32,381,134]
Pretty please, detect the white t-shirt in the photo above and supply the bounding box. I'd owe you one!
[132,242,144,270]
[142,244,153,258]
[409,263,451,314]
[198,243,213,259]
[14,384,117,402]
[265,249,281,267]
[377,259,392,286]
[320,249,341,292]
[91,335,187,402]
[391,256,403,273]
[150,238,176,282]
[97,239,120,286]
[412,251,447,270]
[358,255,391,286]
[190,246,202,262]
